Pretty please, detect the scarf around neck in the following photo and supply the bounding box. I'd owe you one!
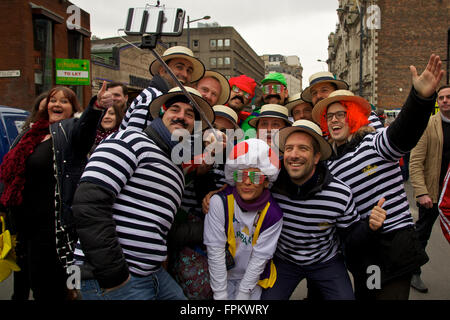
[232,187,271,212]
[0,119,50,207]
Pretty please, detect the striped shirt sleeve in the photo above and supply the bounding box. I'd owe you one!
[120,87,162,131]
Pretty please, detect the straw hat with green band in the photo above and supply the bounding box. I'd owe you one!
[149,86,214,130]
[149,46,205,83]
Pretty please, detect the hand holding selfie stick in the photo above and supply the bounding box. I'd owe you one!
[141,9,219,142]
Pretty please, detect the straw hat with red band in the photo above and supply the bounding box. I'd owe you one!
[312,89,372,125]
[301,71,349,103]
[149,46,205,83]
[149,86,214,130]
[274,119,332,161]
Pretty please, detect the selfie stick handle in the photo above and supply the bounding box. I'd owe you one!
[141,10,218,140]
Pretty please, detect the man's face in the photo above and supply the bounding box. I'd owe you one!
[228,85,252,112]
[292,102,313,121]
[437,88,450,117]
[160,58,194,87]
[283,131,320,186]
[162,101,195,134]
[196,77,221,106]
[310,82,336,106]
[262,81,288,105]
[107,86,128,111]
[326,102,350,146]
[257,117,287,147]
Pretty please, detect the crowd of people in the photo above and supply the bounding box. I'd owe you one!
[0,44,448,301]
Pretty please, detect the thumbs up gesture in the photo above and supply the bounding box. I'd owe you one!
[369,198,386,231]
[96,81,113,109]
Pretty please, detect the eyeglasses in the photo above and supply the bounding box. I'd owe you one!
[233,170,266,185]
[325,111,347,121]
[231,85,251,100]
[261,84,285,95]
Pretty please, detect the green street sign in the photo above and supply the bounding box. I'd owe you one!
[55,58,90,85]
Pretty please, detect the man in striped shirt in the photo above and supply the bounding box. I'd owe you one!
[311,53,445,300]
[120,46,205,131]
[72,87,214,300]
[260,120,386,300]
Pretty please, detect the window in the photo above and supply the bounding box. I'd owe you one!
[210,39,216,47]
[33,18,53,95]
[224,57,231,65]
[224,39,230,47]
[217,57,223,66]
[210,57,217,66]
[192,40,199,48]
[67,30,84,103]
[217,39,223,48]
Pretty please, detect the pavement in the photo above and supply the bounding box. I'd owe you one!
[1,180,449,300]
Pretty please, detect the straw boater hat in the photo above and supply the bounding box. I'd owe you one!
[149,46,205,83]
[312,89,372,124]
[275,120,332,161]
[284,93,311,117]
[202,70,231,105]
[301,71,349,103]
[149,86,214,130]
[213,105,239,129]
[248,104,292,128]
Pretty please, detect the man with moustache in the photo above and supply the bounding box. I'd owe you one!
[120,46,205,131]
[72,87,214,300]
[259,120,386,300]
[226,75,257,124]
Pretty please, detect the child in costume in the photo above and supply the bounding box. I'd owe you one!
[204,138,282,300]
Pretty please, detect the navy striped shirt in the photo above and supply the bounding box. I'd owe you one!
[75,129,184,276]
[327,128,413,233]
[272,175,359,266]
[120,86,162,131]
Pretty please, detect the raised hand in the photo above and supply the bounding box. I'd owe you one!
[96,81,113,109]
[369,197,386,231]
[410,54,445,98]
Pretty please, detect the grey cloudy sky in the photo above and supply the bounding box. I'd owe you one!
[70,0,340,89]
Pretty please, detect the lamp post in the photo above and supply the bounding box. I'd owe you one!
[317,59,328,71]
[187,15,211,49]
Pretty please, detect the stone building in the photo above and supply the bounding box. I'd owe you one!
[328,0,449,109]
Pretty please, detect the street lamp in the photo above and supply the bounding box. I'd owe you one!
[317,59,328,71]
[187,15,211,49]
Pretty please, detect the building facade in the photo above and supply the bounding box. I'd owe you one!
[0,0,91,109]
[328,0,449,109]
[260,54,303,95]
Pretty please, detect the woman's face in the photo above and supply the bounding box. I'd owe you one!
[235,168,269,202]
[101,107,117,131]
[47,90,73,123]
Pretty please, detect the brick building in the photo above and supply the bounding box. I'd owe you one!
[0,0,91,110]
[328,0,449,109]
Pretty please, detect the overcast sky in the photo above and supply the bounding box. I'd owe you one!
[70,0,340,89]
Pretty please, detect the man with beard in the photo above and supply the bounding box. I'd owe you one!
[301,71,383,131]
[120,46,205,131]
[259,120,386,300]
[72,87,214,300]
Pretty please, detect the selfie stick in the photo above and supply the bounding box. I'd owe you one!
[141,9,219,140]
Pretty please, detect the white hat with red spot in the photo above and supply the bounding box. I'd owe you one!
[224,138,280,186]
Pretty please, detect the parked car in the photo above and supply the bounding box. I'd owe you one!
[0,105,29,164]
